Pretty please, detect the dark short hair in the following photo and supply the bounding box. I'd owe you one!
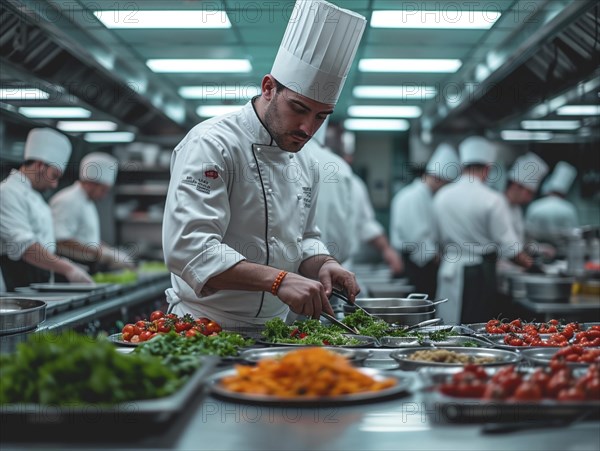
[463,163,488,170]
[273,77,287,93]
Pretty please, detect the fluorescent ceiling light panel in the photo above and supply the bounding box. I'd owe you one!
[521,120,581,131]
[501,130,553,141]
[353,85,437,99]
[359,59,462,73]
[147,59,252,73]
[84,132,135,143]
[556,105,600,116]
[179,85,260,100]
[0,88,49,100]
[196,105,244,117]
[348,105,422,118]
[57,121,118,132]
[93,10,231,29]
[18,107,91,118]
[344,119,410,131]
[371,10,501,29]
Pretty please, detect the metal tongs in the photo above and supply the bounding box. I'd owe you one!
[320,312,360,335]
[330,288,378,319]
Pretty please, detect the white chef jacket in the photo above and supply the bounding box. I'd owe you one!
[350,174,384,251]
[433,176,519,323]
[162,101,329,328]
[50,182,101,246]
[306,140,354,263]
[390,179,437,267]
[0,170,56,260]
[525,196,579,243]
[509,203,525,244]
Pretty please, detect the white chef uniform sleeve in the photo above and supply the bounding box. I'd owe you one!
[300,159,330,260]
[50,194,79,241]
[353,177,384,242]
[163,134,246,297]
[489,196,521,260]
[0,188,38,260]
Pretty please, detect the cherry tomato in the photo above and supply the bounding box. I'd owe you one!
[185,328,201,338]
[205,321,222,335]
[135,320,147,329]
[483,383,509,400]
[130,335,140,343]
[150,310,165,322]
[140,330,153,342]
[156,318,171,333]
[557,387,586,401]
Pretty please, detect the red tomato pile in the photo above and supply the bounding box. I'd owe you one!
[121,310,222,343]
[551,345,600,364]
[439,363,600,401]
[502,324,600,348]
[485,318,581,335]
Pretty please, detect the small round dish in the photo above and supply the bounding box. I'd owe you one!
[520,347,599,368]
[389,347,520,371]
[239,347,371,364]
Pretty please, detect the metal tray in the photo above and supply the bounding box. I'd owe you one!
[520,347,599,368]
[483,334,563,350]
[257,334,378,348]
[107,333,140,347]
[362,348,400,370]
[239,346,371,364]
[389,347,520,370]
[0,355,219,425]
[29,283,111,292]
[0,298,47,335]
[421,367,600,424]
[209,367,412,406]
[380,336,493,348]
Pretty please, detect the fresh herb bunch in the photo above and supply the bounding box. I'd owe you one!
[0,332,180,405]
[262,318,361,346]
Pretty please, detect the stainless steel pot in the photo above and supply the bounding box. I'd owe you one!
[371,309,436,325]
[0,298,47,335]
[522,276,574,303]
[343,294,447,314]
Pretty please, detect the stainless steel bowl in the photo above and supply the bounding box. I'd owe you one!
[522,276,574,303]
[0,298,47,335]
[371,309,436,325]
[343,295,439,314]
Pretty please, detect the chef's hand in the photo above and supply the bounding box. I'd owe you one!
[383,247,404,277]
[317,259,360,304]
[65,263,93,283]
[276,273,334,319]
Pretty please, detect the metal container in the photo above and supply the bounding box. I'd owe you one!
[389,347,520,371]
[370,309,436,325]
[343,293,443,314]
[522,275,574,302]
[0,298,47,335]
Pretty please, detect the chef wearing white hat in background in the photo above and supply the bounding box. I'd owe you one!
[50,152,133,273]
[504,152,549,244]
[390,143,460,298]
[0,128,93,291]
[162,0,366,328]
[525,161,579,251]
[433,136,533,324]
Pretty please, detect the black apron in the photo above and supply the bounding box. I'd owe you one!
[0,254,50,292]
[401,251,438,299]
[460,252,498,324]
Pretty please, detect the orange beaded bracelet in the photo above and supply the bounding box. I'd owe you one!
[271,270,288,296]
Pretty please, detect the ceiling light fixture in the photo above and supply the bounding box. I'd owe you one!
[18,107,91,118]
[0,88,49,100]
[348,105,422,118]
[57,121,119,132]
[344,119,410,131]
[353,85,437,99]
[521,120,581,131]
[196,105,244,117]
[179,85,261,100]
[84,132,135,143]
[500,130,553,141]
[556,105,600,116]
[93,10,231,29]
[358,59,462,73]
[147,59,252,73]
[371,10,501,29]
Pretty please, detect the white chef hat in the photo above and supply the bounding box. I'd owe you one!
[508,152,549,192]
[79,152,118,186]
[312,116,330,147]
[24,128,72,173]
[544,161,577,195]
[459,136,496,166]
[426,143,460,181]
[271,0,366,104]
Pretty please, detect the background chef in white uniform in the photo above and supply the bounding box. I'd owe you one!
[306,118,355,264]
[0,128,93,291]
[433,136,533,324]
[162,0,366,328]
[50,152,133,273]
[390,143,460,298]
[525,161,579,252]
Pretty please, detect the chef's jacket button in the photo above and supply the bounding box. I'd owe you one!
[297,193,302,200]
[296,237,302,243]
[256,147,261,152]
[270,237,277,243]
[289,154,294,159]
[267,188,273,194]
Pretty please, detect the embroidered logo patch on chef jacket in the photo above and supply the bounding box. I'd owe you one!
[181,175,211,195]
[302,186,312,208]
